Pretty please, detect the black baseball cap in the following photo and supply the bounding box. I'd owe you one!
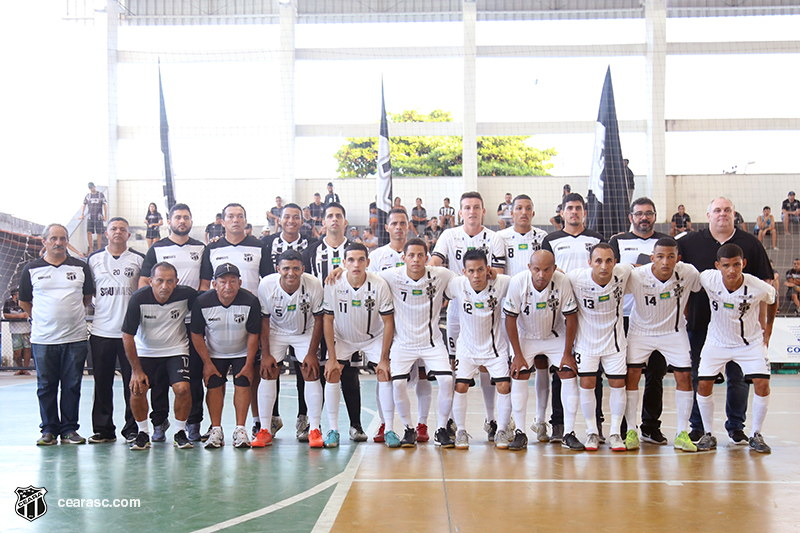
[88,182,95,188]
[213,263,240,279]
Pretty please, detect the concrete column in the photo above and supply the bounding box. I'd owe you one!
[462,0,478,192]
[95,0,119,217]
[279,0,297,202]
[645,0,667,219]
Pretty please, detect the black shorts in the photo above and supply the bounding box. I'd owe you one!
[207,357,250,388]
[86,218,105,234]
[140,356,190,386]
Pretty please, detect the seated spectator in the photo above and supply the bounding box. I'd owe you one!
[369,198,378,233]
[301,207,317,239]
[358,228,379,250]
[439,197,455,229]
[550,204,563,231]
[497,193,513,229]
[785,258,800,315]
[782,191,800,235]
[733,211,747,233]
[349,226,360,243]
[393,197,407,213]
[425,217,442,248]
[670,204,692,236]
[755,206,777,250]
[411,198,428,237]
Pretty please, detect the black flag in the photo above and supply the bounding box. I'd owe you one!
[587,67,629,239]
[159,62,176,211]
[376,81,392,246]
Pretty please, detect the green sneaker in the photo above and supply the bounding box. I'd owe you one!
[384,430,401,448]
[324,430,340,448]
[674,431,698,452]
[625,429,640,450]
[37,433,57,446]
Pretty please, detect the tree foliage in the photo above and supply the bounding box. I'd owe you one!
[334,109,557,178]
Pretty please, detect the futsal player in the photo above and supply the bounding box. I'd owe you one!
[492,194,548,277]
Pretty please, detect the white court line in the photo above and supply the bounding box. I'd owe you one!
[353,478,800,485]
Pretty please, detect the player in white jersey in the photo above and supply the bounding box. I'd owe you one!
[447,250,512,449]
[255,250,325,449]
[695,244,777,453]
[623,238,702,452]
[504,251,583,451]
[380,238,457,448]
[322,243,394,448]
[568,244,633,451]
[429,191,506,441]
[493,194,549,277]
[87,217,144,444]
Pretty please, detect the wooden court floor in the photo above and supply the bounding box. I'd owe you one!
[2,373,799,532]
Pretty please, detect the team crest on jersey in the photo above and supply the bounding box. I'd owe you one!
[364,296,376,310]
[673,283,685,298]
[170,309,180,319]
[487,295,498,310]
[124,267,136,278]
[547,293,560,311]
[189,252,200,261]
[234,314,245,323]
[299,300,310,313]
[425,283,437,299]
[243,253,254,263]
[15,485,47,522]
[738,300,751,314]
[585,243,595,253]
[66,272,76,281]
[613,285,623,302]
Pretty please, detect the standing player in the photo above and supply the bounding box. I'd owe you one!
[79,182,107,253]
[87,217,144,443]
[505,251,582,451]
[493,194,548,277]
[567,244,632,452]
[322,244,395,448]
[191,263,260,449]
[448,250,512,449]
[255,250,325,448]
[695,244,777,453]
[623,238,701,452]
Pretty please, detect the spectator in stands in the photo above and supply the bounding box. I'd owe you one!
[393,197,406,213]
[358,228,379,250]
[3,288,31,375]
[562,184,571,201]
[411,198,428,237]
[785,258,800,315]
[261,227,270,238]
[439,197,455,229]
[369,198,378,234]
[782,191,800,235]
[324,182,340,206]
[267,197,283,234]
[79,182,107,254]
[144,203,163,248]
[301,207,316,239]
[425,216,442,248]
[205,213,225,243]
[497,192,513,229]
[309,193,325,231]
[550,204,563,231]
[755,206,778,250]
[244,224,253,236]
[349,226,360,243]
[670,204,692,236]
[733,210,747,232]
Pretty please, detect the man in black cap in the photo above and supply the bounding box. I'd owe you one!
[781,191,800,235]
[79,182,107,253]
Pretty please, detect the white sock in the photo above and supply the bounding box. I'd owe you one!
[453,391,468,430]
[625,389,640,433]
[752,394,770,435]
[675,390,693,434]
[258,380,278,431]
[497,392,512,432]
[235,425,245,431]
[324,382,341,431]
[696,393,715,435]
[609,387,626,436]
[511,379,529,432]
[375,381,384,423]
[561,377,579,434]
[174,419,186,432]
[393,379,412,428]
[136,420,149,435]
[435,375,454,429]
[305,379,323,430]
[535,369,550,422]
[416,379,432,425]
[480,371,496,421]
[580,387,598,436]
[379,381,395,432]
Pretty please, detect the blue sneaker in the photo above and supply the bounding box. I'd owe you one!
[384,430,401,448]
[186,423,202,442]
[152,419,170,442]
[324,430,340,448]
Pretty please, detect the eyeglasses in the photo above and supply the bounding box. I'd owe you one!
[632,211,656,218]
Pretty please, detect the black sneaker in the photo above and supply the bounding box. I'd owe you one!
[252,420,261,439]
[200,425,212,443]
[400,427,417,448]
[484,419,498,442]
[597,425,606,444]
[130,432,151,451]
[435,427,455,448]
[688,429,704,443]
[173,430,194,449]
[508,430,528,451]
[729,429,749,446]
[561,431,586,451]
[122,431,138,444]
[446,418,457,440]
[88,433,117,444]
[641,427,668,445]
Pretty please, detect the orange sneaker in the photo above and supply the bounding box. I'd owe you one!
[251,428,273,447]
[416,423,430,442]
[309,428,323,448]
[374,423,386,443]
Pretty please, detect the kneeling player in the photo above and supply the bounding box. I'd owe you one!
[255,251,325,448]
[624,238,701,452]
[191,263,260,449]
[322,243,395,448]
[448,250,512,449]
[695,244,776,453]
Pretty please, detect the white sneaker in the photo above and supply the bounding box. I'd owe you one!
[495,429,509,449]
[233,427,251,448]
[608,433,626,452]
[585,433,600,451]
[296,415,310,441]
[455,429,470,450]
[204,427,224,449]
[271,416,283,436]
[532,421,549,442]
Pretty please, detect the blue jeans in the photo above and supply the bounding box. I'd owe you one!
[32,341,88,436]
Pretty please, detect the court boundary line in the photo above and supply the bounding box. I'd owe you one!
[353,478,800,485]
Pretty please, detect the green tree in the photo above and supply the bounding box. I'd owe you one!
[334,109,557,178]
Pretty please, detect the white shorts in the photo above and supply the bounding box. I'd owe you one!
[446,302,460,357]
[698,343,771,380]
[390,343,452,379]
[332,335,382,366]
[519,336,568,371]
[575,349,627,378]
[270,334,314,364]
[626,331,691,371]
[455,354,510,384]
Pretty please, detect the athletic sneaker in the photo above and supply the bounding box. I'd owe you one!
[749,432,771,454]
[200,425,212,443]
[641,427,668,445]
[122,431,137,444]
[446,418,457,440]
[205,427,224,449]
[374,423,386,443]
[349,426,368,442]
[674,431,697,452]
[598,425,606,444]
[173,430,193,449]
[61,432,86,445]
[434,427,455,448]
[251,429,273,447]
[562,431,586,451]
[400,427,417,448]
[729,429,749,446]
[296,415,310,442]
[495,430,509,449]
[36,433,57,446]
[416,423,430,442]
[696,432,717,451]
[324,430,340,448]
[251,420,261,439]
[625,430,640,450]
[549,424,564,444]
[271,416,284,437]
[484,419,498,442]
[384,430,401,448]
[688,429,704,443]
[130,432,151,451]
[609,433,626,452]
[531,421,549,443]
[152,419,170,442]
[585,433,600,451]
[232,427,251,448]
[308,428,324,448]
[186,423,202,442]
[508,430,528,451]
[88,433,116,444]
[455,429,470,450]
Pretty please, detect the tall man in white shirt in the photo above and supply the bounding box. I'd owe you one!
[492,194,549,277]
